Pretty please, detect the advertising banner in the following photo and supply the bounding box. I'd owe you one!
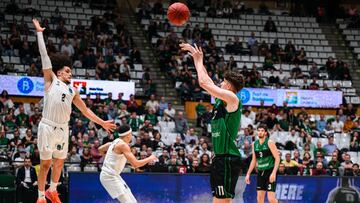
[0,75,135,100]
[69,173,360,203]
[211,88,342,108]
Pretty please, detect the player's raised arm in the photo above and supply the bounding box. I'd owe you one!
[33,19,55,90]
[120,143,158,168]
[268,140,280,183]
[179,43,239,110]
[72,91,116,132]
[245,143,257,184]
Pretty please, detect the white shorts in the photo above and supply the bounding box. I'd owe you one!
[100,171,137,202]
[37,118,69,160]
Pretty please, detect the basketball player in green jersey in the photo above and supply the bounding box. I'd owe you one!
[245,124,280,203]
[180,43,244,203]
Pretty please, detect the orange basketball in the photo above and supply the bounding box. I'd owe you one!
[167,2,190,26]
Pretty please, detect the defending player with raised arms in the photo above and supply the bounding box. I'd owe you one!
[98,124,158,203]
[33,19,116,203]
[180,43,244,203]
[245,124,280,203]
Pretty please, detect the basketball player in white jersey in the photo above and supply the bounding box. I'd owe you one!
[33,19,116,203]
[99,124,158,203]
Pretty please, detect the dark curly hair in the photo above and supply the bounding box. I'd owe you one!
[50,54,72,75]
[223,71,244,92]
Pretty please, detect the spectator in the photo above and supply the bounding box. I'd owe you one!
[16,105,30,127]
[60,39,74,57]
[311,162,327,176]
[350,131,360,151]
[225,38,238,56]
[309,63,319,78]
[278,163,290,175]
[175,111,188,139]
[292,150,303,164]
[67,146,81,166]
[184,128,199,144]
[0,128,9,148]
[80,147,92,171]
[197,153,211,173]
[328,152,341,176]
[291,63,303,79]
[282,153,300,175]
[264,17,277,32]
[331,115,344,133]
[126,94,139,113]
[16,157,38,203]
[343,116,354,133]
[128,112,143,131]
[199,142,212,158]
[247,32,256,48]
[201,23,213,41]
[352,163,360,176]
[323,136,337,156]
[158,96,168,117]
[172,136,186,152]
[195,100,206,127]
[316,115,327,135]
[241,110,254,130]
[340,154,353,176]
[158,149,170,165]
[313,141,327,158]
[301,158,312,176]
[145,108,159,126]
[239,140,252,162]
[118,60,130,81]
[145,94,159,113]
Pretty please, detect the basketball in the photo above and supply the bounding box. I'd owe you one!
[167,2,190,26]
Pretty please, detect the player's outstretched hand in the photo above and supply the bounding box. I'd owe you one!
[179,43,203,63]
[245,174,250,184]
[269,172,276,183]
[102,120,116,133]
[32,19,45,32]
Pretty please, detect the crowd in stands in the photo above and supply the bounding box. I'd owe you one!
[137,1,352,102]
[1,87,359,177]
[0,1,143,84]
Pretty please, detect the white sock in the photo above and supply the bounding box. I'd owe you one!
[38,190,45,199]
[50,181,57,192]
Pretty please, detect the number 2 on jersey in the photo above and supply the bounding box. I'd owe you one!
[61,93,66,102]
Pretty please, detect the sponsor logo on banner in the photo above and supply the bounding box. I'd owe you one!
[73,81,87,94]
[240,88,251,103]
[17,77,34,94]
[285,91,298,105]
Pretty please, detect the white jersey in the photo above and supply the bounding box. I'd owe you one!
[42,77,75,124]
[102,138,127,175]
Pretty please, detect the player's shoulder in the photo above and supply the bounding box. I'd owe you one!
[116,139,130,151]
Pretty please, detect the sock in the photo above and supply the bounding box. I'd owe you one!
[38,190,45,199]
[50,181,57,192]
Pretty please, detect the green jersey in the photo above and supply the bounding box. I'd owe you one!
[211,97,241,156]
[254,137,275,170]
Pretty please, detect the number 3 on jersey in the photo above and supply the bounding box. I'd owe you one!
[259,151,263,158]
[61,93,66,102]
